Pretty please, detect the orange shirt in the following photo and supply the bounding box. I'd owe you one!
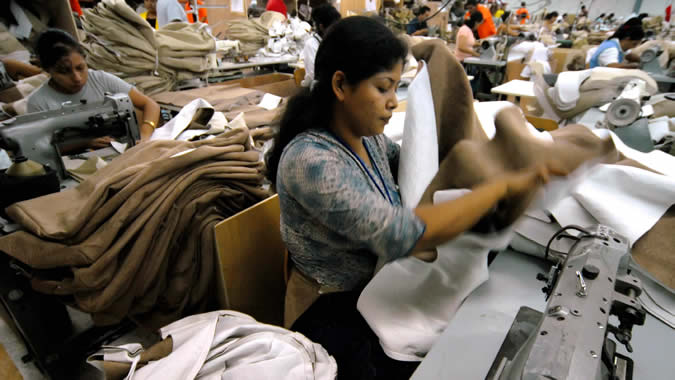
[465,4,496,39]
[515,7,530,24]
[185,0,208,23]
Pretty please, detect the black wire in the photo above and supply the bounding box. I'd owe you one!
[384,0,455,28]
[544,225,596,262]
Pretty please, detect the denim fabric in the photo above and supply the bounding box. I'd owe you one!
[277,130,426,291]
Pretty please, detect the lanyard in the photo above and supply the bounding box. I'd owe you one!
[333,134,393,205]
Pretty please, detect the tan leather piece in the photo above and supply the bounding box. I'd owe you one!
[419,107,619,230]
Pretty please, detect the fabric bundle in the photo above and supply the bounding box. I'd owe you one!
[81,0,216,95]
[0,128,271,326]
[533,67,658,121]
[88,310,337,380]
[219,18,270,56]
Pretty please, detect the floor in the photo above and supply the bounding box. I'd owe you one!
[0,303,158,380]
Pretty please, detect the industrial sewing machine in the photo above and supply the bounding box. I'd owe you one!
[487,225,645,380]
[640,45,671,78]
[0,93,140,179]
[479,37,506,61]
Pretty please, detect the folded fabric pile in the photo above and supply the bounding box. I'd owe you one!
[81,0,216,95]
[220,18,270,56]
[88,310,337,380]
[0,128,271,326]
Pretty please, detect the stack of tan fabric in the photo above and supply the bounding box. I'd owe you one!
[81,0,216,95]
[219,19,269,56]
[0,128,271,327]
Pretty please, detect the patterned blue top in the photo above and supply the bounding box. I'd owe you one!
[277,129,426,291]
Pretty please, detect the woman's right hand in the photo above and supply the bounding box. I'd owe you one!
[500,162,568,198]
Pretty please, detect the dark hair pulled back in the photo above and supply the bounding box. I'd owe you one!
[265,16,407,185]
[35,28,86,70]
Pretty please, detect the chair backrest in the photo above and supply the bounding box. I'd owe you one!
[214,194,286,326]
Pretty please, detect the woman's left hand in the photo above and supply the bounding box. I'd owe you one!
[89,136,115,149]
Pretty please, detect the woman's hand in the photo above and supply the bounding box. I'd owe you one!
[500,162,568,198]
[88,136,115,149]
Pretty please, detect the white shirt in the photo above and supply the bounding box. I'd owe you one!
[596,38,623,67]
[157,0,187,27]
[301,33,321,87]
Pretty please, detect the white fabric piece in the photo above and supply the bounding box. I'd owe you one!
[569,164,675,246]
[258,93,282,110]
[520,44,550,78]
[0,149,11,170]
[111,141,128,154]
[593,129,675,177]
[397,62,437,208]
[550,69,593,111]
[358,189,515,362]
[648,116,670,142]
[8,0,32,39]
[383,112,406,145]
[359,165,582,361]
[97,311,336,380]
[507,41,539,62]
[151,98,214,141]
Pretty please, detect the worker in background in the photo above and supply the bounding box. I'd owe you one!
[589,24,644,68]
[494,3,505,20]
[465,0,496,38]
[302,4,341,87]
[515,2,529,24]
[455,10,483,61]
[184,0,208,23]
[496,11,521,36]
[266,0,288,17]
[266,15,564,380]
[140,0,159,29]
[69,0,83,17]
[539,11,558,38]
[26,29,160,145]
[407,6,431,36]
[579,5,588,18]
[156,0,188,27]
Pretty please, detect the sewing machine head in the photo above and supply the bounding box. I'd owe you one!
[480,37,504,61]
[640,46,665,75]
[0,93,140,180]
[488,225,645,380]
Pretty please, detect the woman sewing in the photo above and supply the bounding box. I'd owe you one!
[589,24,644,69]
[455,11,484,61]
[266,16,563,380]
[26,29,160,147]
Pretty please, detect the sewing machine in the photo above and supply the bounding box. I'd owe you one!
[487,225,645,380]
[0,93,140,179]
[640,46,668,77]
[479,37,505,61]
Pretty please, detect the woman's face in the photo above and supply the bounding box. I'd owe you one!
[48,51,88,94]
[144,0,157,12]
[341,61,402,137]
[620,38,641,51]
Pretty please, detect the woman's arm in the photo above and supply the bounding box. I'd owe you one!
[128,88,160,141]
[1,58,42,80]
[411,163,562,253]
[458,32,480,57]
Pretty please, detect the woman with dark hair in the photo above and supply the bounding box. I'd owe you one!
[26,29,160,146]
[455,10,483,61]
[589,23,644,68]
[267,16,560,379]
[301,4,341,87]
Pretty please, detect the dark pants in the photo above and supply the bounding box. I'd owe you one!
[291,291,419,380]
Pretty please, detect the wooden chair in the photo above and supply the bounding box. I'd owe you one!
[214,194,287,326]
